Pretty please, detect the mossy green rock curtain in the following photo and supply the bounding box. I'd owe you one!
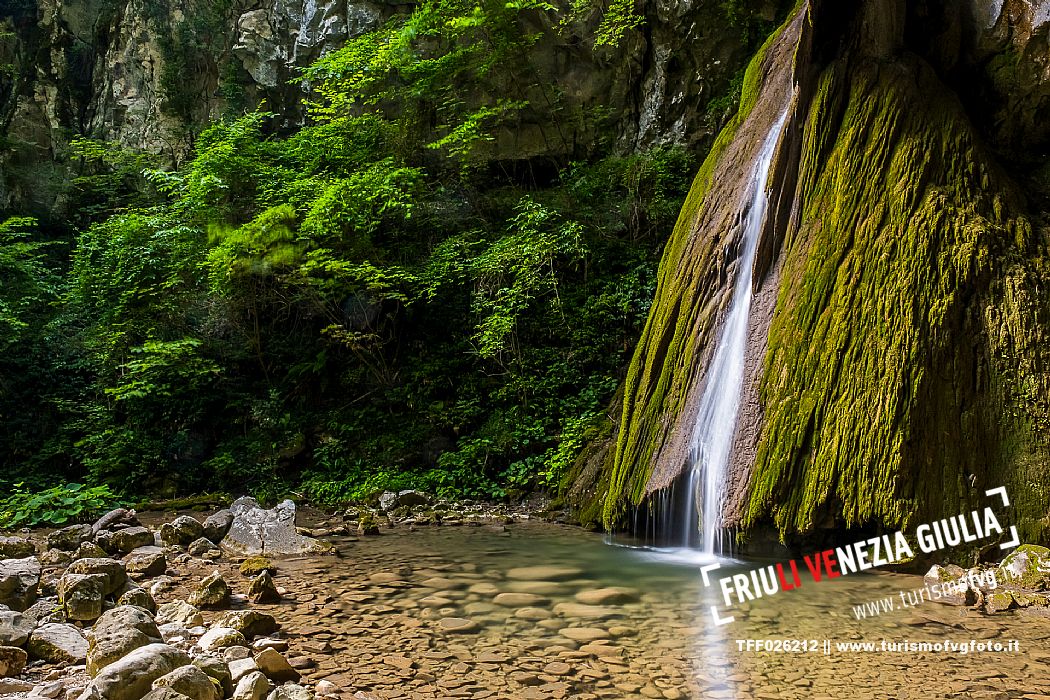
[573,0,1050,547]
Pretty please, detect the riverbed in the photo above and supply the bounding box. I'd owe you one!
[151,515,1050,700]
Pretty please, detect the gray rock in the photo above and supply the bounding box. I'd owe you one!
[151,664,219,700]
[377,489,429,512]
[157,622,189,643]
[125,547,167,578]
[0,557,41,611]
[232,670,270,700]
[0,610,35,647]
[27,622,88,663]
[202,511,234,544]
[194,655,233,696]
[159,517,204,547]
[186,538,219,558]
[59,573,107,621]
[87,605,162,676]
[83,643,191,700]
[47,525,93,551]
[266,684,313,700]
[228,656,258,682]
[39,549,73,567]
[116,586,156,613]
[314,680,338,698]
[139,690,193,700]
[378,491,398,512]
[110,528,154,555]
[148,577,175,598]
[254,647,299,682]
[248,572,280,604]
[222,645,251,661]
[73,543,109,560]
[251,638,286,652]
[30,678,65,698]
[21,596,62,624]
[220,498,332,557]
[92,510,141,535]
[213,610,279,639]
[187,572,230,609]
[199,627,246,651]
[233,10,282,88]
[155,601,202,628]
[0,678,33,693]
[923,564,977,605]
[93,531,117,554]
[0,644,27,677]
[0,537,35,559]
[1000,544,1050,590]
[68,559,128,596]
[397,489,430,508]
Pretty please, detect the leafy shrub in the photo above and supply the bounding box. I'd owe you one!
[0,483,121,528]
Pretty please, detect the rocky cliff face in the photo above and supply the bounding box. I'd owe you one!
[0,0,779,219]
[569,0,1050,551]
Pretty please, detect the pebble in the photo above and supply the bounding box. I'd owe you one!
[493,592,549,607]
[438,617,480,633]
[506,566,584,581]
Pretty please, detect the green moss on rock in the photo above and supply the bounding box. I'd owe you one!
[238,556,273,577]
[743,55,1049,542]
[601,9,804,529]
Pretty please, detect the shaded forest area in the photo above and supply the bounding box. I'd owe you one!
[0,0,781,519]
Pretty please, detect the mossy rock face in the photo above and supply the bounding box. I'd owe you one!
[1000,545,1050,590]
[596,5,808,529]
[573,0,1050,545]
[742,53,1045,539]
[985,590,1016,613]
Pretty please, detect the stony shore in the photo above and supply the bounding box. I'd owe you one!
[3,493,1050,700]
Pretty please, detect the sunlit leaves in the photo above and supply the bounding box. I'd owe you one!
[105,338,221,402]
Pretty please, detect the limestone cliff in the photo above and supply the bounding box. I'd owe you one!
[569,0,1050,550]
[0,0,778,219]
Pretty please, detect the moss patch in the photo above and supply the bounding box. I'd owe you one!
[743,56,1049,541]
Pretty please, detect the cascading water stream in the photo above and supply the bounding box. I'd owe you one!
[684,111,788,555]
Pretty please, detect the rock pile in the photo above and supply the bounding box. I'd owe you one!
[0,506,334,700]
[345,491,536,535]
[924,544,1050,613]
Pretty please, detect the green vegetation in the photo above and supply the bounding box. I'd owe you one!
[0,0,693,507]
[745,58,1048,542]
[0,483,122,528]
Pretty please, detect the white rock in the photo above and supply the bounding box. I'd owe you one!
[198,627,246,652]
[232,670,270,700]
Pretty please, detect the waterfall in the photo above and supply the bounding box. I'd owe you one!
[685,111,788,555]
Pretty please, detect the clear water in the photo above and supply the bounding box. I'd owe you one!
[244,519,1050,699]
[685,111,789,555]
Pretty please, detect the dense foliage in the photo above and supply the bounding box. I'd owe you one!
[0,0,699,505]
[0,483,121,528]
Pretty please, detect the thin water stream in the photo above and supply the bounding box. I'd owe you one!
[685,111,787,555]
